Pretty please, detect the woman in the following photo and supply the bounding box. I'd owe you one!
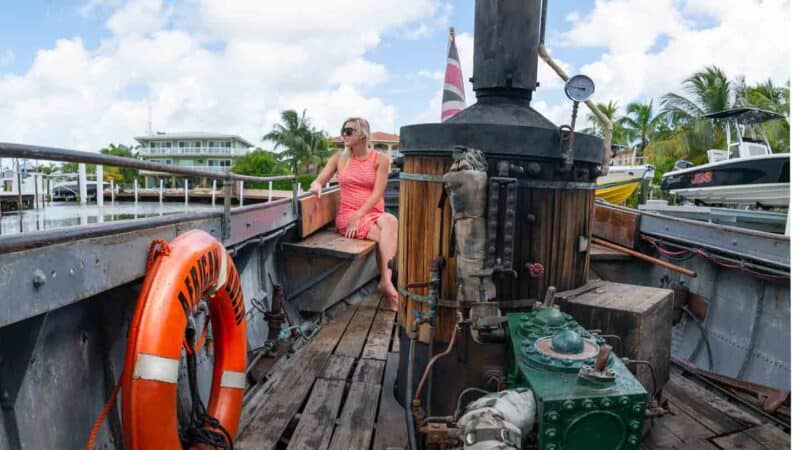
[309,117,399,309]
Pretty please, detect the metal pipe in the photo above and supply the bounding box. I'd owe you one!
[406,327,419,450]
[184,179,189,206]
[0,142,295,183]
[134,178,138,204]
[539,0,548,44]
[212,179,217,206]
[538,44,612,175]
[414,322,460,403]
[592,237,697,277]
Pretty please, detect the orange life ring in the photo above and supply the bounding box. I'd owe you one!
[121,230,247,449]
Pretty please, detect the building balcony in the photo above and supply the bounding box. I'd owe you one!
[138,147,248,157]
[139,166,232,176]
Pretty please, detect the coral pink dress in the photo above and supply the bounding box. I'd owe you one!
[335,149,384,239]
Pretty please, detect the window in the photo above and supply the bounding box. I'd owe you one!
[225,142,232,148]
[196,160,204,164]
[221,160,231,167]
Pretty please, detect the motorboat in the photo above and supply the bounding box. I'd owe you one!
[660,108,789,208]
[596,162,654,205]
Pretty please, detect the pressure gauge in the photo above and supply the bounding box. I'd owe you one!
[564,75,595,102]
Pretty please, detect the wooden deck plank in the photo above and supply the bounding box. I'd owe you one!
[329,382,383,450]
[372,352,408,450]
[321,355,355,380]
[712,430,770,449]
[237,307,358,448]
[663,373,757,435]
[362,311,396,360]
[335,308,378,357]
[656,405,717,443]
[286,379,346,450]
[353,359,385,384]
[360,293,382,309]
[743,424,790,449]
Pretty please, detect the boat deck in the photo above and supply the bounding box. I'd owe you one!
[237,293,407,450]
[236,295,789,450]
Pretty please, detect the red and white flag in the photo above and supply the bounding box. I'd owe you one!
[441,27,466,121]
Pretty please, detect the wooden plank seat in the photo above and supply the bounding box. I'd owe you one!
[283,229,376,260]
[282,188,379,312]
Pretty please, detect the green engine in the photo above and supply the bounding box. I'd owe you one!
[506,304,648,450]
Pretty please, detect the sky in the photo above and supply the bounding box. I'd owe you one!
[0,0,792,154]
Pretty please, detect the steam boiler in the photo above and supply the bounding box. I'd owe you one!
[395,1,656,448]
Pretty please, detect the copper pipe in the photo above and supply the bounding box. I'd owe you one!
[592,237,697,277]
[413,323,460,404]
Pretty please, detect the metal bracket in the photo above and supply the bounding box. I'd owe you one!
[399,172,446,183]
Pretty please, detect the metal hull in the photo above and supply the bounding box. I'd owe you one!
[661,153,790,207]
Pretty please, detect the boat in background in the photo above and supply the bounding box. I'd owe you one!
[595,162,654,205]
[661,108,790,208]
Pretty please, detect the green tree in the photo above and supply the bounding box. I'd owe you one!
[99,143,138,183]
[652,66,737,165]
[619,99,665,157]
[263,109,332,174]
[232,148,288,178]
[582,100,631,145]
[738,80,790,153]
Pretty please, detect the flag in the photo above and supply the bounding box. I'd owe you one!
[441,27,466,121]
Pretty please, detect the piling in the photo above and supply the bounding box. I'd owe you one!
[79,163,87,205]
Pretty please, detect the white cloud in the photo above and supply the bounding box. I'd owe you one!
[416,69,442,80]
[0,0,444,152]
[555,0,790,108]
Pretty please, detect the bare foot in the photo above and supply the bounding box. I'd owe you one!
[379,279,399,311]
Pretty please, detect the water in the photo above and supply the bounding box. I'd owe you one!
[0,201,223,236]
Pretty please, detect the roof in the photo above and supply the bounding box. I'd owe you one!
[703,108,785,125]
[134,132,254,147]
[330,131,399,144]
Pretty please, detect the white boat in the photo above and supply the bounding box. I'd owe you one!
[661,108,789,208]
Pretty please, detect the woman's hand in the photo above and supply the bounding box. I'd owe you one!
[309,181,322,198]
[346,211,363,238]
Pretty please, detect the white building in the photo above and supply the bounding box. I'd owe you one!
[135,132,253,188]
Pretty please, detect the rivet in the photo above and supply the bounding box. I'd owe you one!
[32,269,47,289]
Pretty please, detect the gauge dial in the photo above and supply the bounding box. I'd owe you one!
[564,75,595,102]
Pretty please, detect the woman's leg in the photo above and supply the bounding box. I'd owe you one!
[366,213,399,310]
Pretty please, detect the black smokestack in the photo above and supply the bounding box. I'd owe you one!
[472,0,543,101]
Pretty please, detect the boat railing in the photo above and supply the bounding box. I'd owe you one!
[0,142,299,241]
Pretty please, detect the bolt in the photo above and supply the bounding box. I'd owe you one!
[526,213,536,224]
[32,269,47,289]
[582,399,595,410]
[544,428,558,439]
[527,162,542,175]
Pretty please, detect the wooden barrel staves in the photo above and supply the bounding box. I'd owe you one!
[398,156,596,344]
[397,155,459,344]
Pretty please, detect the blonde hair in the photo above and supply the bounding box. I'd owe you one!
[339,117,388,173]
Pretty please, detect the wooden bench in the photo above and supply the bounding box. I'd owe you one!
[281,189,378,312]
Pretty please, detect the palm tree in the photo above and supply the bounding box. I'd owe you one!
[619,100,664,158]
[652,66,737,163]
[738,80,790,153]
[263,110,331,174]
[582,100,631,145]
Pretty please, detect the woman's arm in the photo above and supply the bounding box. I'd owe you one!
[310,152,341,197]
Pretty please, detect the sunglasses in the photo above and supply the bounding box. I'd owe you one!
[342,127,357,137]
